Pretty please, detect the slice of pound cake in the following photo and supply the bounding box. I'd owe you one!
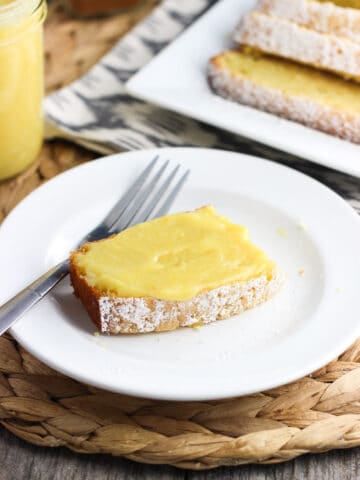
[257,0,360,43]
[70,206,282,334]
[234,12,360,81]
[208,48,360,142]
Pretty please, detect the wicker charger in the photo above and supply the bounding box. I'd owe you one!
[1,0,360,470]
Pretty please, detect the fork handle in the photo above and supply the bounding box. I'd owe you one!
[0,259,70,336]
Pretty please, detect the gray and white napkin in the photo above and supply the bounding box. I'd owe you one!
[44,0,360,212]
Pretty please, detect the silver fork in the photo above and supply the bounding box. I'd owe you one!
[0,157,190,336]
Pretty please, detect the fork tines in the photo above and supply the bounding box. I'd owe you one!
[109,157,190,233]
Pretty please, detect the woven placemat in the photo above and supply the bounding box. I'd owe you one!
[1,332,360,469]
[2,0,360,470]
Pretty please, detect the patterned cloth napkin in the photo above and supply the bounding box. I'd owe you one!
[44,0,360,212]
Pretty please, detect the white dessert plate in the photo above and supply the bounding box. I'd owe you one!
[126,0,360,178]
[1,148,360,401]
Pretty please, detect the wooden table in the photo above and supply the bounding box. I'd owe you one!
[1,1,360,478]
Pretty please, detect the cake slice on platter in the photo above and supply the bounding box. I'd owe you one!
[234,11,360,82]
[257,0,360,43]
[208,48,360,143]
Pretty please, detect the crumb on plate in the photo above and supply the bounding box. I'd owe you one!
[298,221,308,231]
[192,324,202,331]
[277,228,287,237]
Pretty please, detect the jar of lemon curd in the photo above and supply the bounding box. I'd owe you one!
[0,0,46,180]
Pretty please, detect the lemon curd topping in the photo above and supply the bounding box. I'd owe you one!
[220,49,360,116]
[0,0,46,180]
[73,206,276,301]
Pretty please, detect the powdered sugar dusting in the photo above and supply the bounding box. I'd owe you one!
[234,12,360,80]
[98,271,283,334]
[208,60,360,143]
[259,0,360,44]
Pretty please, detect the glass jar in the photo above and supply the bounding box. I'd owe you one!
[0,0,46,181]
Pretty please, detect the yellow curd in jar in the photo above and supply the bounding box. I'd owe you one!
[0,0,46,180]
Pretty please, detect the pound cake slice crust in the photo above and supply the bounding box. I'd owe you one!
[70,264,282,334]
[70,206,282,334]
[235,12,360,82]
[208,49,360,143]
[258,0,360,43]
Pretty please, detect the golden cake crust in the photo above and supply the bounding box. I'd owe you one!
[69,250,282,335]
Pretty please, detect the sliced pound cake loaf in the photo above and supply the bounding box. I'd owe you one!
[208,48,360,142]
[258,0,360,43]
[234,12,360,82]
